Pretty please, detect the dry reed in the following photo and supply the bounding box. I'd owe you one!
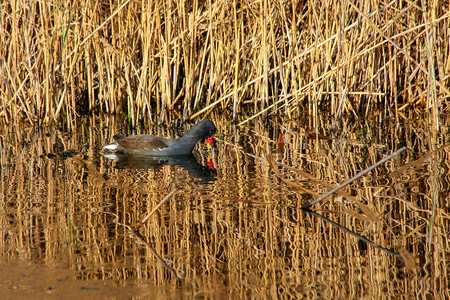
[0,1,448,130]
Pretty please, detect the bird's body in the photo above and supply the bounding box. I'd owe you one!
[103,119,216,156]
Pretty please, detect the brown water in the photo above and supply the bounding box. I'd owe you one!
[1,115,449,299]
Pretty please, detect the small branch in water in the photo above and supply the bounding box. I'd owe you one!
[131,230,185,282]
[301,147,406,209]
[303,208,404,260]
[134,188,178,231]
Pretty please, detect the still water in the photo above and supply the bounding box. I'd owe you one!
[1,115,448,299]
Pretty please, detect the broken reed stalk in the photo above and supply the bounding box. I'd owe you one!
[303,208,403,260]
[266,152,380,222]
[301,147,407,209]
[134,187,178,231]
[131,229,184,282]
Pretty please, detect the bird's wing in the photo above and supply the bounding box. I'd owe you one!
[116,135,169,150]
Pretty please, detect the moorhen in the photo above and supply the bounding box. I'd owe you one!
[103,119,216,156]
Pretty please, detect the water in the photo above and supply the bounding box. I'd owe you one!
[0,115,448,298]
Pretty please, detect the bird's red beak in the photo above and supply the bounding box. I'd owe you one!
[207,155,215,170]
[206,133,215,149]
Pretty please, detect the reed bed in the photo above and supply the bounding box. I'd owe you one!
[0,0,448,129]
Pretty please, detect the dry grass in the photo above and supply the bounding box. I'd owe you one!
[0,0,449,128]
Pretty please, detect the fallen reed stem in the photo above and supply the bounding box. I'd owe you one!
[266,152,380,222]
[303,208,403,260]
[130,229,184,282]
[301,147,407,209]
[134,187,178,231]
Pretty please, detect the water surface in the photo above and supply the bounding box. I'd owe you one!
[1,115,448,298]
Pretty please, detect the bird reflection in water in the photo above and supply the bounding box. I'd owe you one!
[103,153,217,184]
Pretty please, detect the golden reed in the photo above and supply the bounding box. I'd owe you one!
[0,1,448,130]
